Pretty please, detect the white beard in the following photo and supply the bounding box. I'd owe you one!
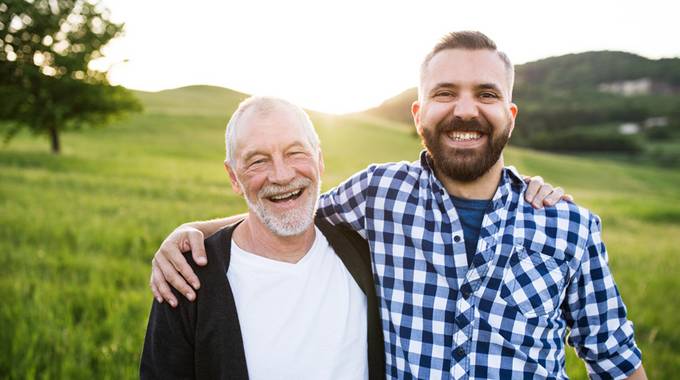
[241,177,320,237]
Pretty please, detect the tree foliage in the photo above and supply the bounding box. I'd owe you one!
[0,0,141,153]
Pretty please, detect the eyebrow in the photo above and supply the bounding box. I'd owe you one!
[430,82,458,90]
[477,83,502,93]
[430,82,503,92]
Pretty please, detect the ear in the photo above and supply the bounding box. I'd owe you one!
[411,100,422,134]
[507,102,518,138]
[224,161,243,195]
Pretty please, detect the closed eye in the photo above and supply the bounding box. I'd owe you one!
[248,158,267,167]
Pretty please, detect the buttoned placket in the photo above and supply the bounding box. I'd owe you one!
[430,170,519,380]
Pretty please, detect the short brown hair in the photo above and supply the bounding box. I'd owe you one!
[419,31,514,98]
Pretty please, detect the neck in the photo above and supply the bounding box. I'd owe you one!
[437,156,505,200]
[232,214,316,263]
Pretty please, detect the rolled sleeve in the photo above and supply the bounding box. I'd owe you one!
[563,215,642,379]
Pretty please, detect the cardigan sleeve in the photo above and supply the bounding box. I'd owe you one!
[140,292,197,380]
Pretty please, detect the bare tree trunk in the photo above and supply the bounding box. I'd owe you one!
[49,125,60,154]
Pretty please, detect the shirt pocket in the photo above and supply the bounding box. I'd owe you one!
[500,245,568,319]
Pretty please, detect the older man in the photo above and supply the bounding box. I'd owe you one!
[147,32,644,379]
[141,97,385,379]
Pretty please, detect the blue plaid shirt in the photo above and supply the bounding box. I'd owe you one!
[318,151,641,380]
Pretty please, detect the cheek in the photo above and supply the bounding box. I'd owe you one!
[240,174,267,196]
[289,158,320,177]
[298,166,320,182]
[481,106,510,127]
[423,102,456,127]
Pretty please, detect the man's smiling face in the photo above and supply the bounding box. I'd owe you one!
[413,48,518,182]
[226,106,323,237]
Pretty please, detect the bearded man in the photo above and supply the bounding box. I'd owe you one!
[146,32,645,379]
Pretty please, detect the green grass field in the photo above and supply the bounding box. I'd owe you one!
[1,86,679,379]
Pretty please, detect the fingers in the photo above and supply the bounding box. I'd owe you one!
[152,258,178,307]
[531,183,553,208]
[158,252,196,301]
[186,230,208,266]
[542,186,564,206]
[150,273,162,303]
[167,248,201,291]
[562,193,574,203]
[524,176,544,205]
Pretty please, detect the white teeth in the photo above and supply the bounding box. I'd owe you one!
[448,131,481,141]
[270,190,301,200]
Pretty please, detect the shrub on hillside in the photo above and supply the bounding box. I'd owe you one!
[522,128,644,153]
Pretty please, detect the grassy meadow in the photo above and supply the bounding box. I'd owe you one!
[1,86,679,378]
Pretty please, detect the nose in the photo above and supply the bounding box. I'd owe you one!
[453,94,479,121]
[268,156,296,185]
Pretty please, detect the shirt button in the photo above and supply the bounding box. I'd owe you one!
[462,289,471,299]
[454,235,461,242]
[454,347,466,360]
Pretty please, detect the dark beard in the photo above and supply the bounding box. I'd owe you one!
[420,117,510,182]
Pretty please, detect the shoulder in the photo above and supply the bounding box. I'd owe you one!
[514,188,600,263]
[182,223,238,277]
[315,217,369,254]
[368,160,423,179]
[314,217,373,285]
[518,195,597,229]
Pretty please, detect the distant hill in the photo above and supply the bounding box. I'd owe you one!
[133,85,249,116]
[515,51,680,90]
[360,88,418,127]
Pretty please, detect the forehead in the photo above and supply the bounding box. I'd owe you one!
[423,49,510,94]
[233,107,311,157]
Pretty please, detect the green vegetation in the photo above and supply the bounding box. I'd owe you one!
[1,86,679,378]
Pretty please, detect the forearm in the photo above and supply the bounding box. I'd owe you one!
[626,365,647,380]
[182,214,246,237]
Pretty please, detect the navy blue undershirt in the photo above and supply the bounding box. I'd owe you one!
[450,195,491,267]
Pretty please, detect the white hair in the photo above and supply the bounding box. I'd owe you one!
[225,96,320,166]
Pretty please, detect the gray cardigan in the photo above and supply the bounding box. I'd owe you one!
[140,217,385,379]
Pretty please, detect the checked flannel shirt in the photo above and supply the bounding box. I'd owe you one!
[317,151,641,380]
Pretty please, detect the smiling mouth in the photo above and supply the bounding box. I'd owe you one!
[267,189,304,203]
[446,131,483,141]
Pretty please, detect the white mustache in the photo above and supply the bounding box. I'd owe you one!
[258,177,312,198]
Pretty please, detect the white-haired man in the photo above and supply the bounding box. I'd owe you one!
[141,96,385,379]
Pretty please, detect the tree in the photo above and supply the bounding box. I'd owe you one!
[0,0,141,154]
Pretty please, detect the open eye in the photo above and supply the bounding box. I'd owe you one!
[479,91,499,99]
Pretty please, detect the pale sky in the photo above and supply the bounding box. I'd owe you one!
[98,0,680,114]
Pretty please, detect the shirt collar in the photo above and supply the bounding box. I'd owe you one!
[418,149,526,206]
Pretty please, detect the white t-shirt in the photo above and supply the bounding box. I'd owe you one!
[227,227,369,380]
